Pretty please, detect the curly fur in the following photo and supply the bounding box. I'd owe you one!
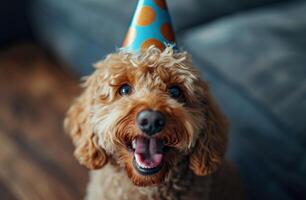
[64,46,234,200]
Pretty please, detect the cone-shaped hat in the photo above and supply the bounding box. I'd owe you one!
[123,0,176,52]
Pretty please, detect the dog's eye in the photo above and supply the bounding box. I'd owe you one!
[168,85,182,99]
[119,84,132,96]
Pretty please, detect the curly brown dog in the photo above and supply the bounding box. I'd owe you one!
[64,46,245,200]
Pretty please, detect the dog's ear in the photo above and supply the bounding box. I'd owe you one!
[64,76,108,170]
[189,86,228,176]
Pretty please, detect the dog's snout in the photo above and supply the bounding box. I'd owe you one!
[137,109,166,136]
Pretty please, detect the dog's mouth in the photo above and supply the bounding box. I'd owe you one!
[127,137,166,175]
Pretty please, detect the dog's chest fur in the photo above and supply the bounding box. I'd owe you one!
[85,162,212,200]
[86,164,155,200]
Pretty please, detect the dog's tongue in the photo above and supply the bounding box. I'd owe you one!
[134,137,163,168]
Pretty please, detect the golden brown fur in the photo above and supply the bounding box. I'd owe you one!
[64,46,243,200]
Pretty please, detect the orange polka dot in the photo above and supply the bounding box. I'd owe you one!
[137,6,156,26]
[142,39,164,50]
[154,0,167,9]
[161,23,175,42]
[123,28,136,47]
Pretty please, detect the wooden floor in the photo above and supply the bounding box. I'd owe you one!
[0,44,87,200]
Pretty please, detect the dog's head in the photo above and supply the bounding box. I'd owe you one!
[64,46,228,186]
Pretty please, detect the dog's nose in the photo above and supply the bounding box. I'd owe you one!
[136,110,166,136]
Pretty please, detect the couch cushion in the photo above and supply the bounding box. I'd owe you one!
[70,0,287,31]
[181,1,306,199]
[29,0,287,74]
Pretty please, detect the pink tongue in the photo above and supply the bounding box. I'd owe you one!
[135,138,163,167]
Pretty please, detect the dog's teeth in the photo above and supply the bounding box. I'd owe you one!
[135,154,148,169]
[135,154,140,164]
[132,139,136,149]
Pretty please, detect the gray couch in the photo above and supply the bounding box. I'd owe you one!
[29,0,306,199]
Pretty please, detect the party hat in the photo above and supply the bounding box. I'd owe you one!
[123,0,176,52]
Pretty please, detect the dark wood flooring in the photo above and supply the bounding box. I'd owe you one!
[0,44,87,200]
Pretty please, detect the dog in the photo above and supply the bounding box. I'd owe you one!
[64,46,245,200]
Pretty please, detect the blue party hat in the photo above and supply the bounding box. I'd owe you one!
[123,0,176,52]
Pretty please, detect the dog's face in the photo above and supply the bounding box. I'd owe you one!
[64,47,228,187]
